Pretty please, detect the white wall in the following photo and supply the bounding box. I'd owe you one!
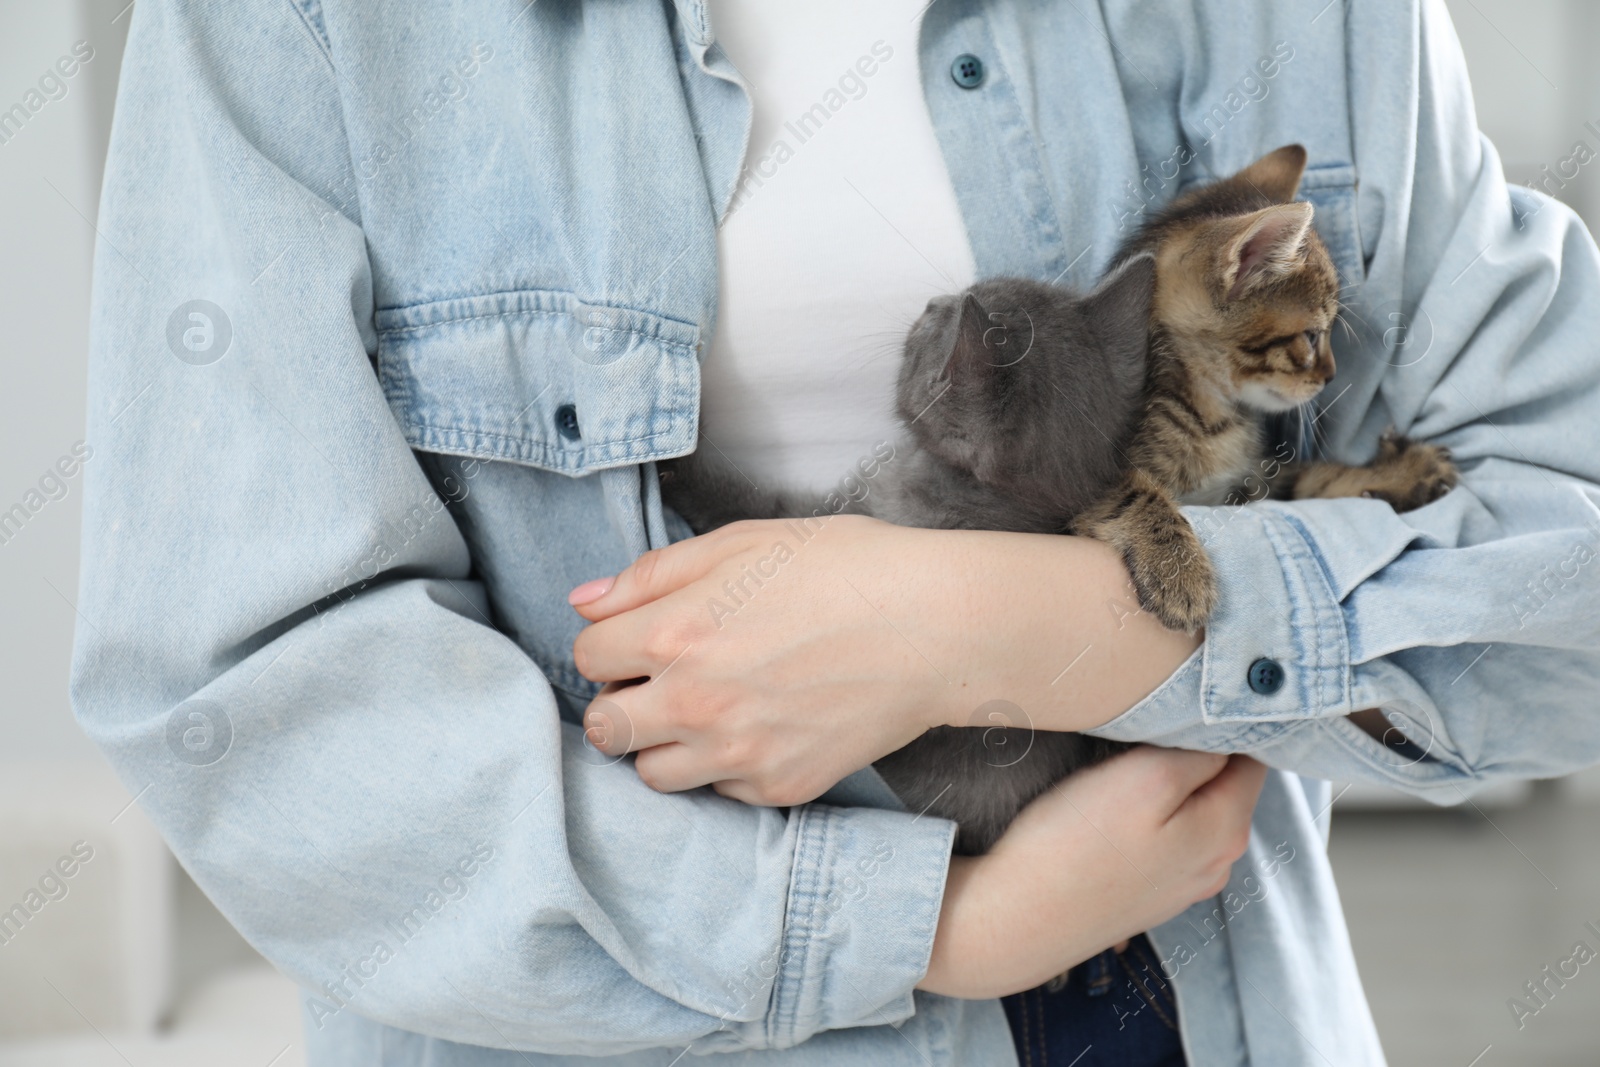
[0,1,123,766]
[0,0,197,1044]
[1446,0,1600,231]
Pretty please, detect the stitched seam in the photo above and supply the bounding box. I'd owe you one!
[1236,722,1280,748]
[1262,512,1350,715]
[1315,716,1470,783]
[283,0,334,66]
[1033,990,1047,1066]
[1296,166,1359,189]
[376,347,413,423]
[771,805,828,1046]
[982,23,1069,277]
[375,292,700,339]
[1014,990,1031,1067]
[379,307,659,340]
[275,0,363,237]
[1278,511,1343,606]
[379,306,697,351]
[404,420,679,451]
[1299,179,1365,285]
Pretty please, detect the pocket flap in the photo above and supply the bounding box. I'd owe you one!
[375,290,701,476]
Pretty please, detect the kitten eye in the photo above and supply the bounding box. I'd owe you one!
[1304,330,1321,349]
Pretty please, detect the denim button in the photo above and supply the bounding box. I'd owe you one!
[555,403,581,441]
[1247,658,1285,695]
[951,54,985,89]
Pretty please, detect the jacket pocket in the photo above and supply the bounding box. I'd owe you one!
[1294,162,1365,289]
[375,290,701,476]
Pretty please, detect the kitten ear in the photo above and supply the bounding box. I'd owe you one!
[943,292,1000,380]
[1222,202,1314,300]
[1233,144,1308,203]
[1085,254,1155,388]
[1085,252,1155,343]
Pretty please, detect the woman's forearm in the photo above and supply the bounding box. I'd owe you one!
[919,748,1266,998]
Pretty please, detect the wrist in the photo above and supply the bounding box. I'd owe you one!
[919,855,989,997]
[938,530,1202,733]
[919,844,1099,1000]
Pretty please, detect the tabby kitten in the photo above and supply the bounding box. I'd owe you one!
[1076,144,1458,632]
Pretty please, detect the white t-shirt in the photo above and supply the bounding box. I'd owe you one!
[699,1,977,494]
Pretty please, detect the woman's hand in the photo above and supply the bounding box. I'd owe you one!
[570,516,1200,805]
[920,748,1268,999]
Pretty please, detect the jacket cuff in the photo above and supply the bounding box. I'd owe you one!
[1088,503,1369,747]
[765,803,956,1047]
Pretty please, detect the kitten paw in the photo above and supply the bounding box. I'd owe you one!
[1082,471,1219,634]
[1126,541,1218,634]
[1363,429,1459,512]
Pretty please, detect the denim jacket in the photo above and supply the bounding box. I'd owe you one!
[74,1,1600,1064]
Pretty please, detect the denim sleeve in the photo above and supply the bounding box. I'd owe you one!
[70,1,954,1053]
[1087,0,1600,799]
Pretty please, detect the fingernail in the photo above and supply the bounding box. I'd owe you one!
[568,576,615,606]
[583,710,610,750]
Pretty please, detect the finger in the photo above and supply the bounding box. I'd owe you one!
[568,523,755,621]
[1200,755,1269,806]
[711,779,763,804]
[1119,745,1230,813]
[634,741,725,794]
[573,603,694,682]
[582,687,681,755]
[1173,754,1268,828]
[712,777,821,808]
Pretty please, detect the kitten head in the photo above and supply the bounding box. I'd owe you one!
[1134,145,1341,414]
[896,254,1155,506]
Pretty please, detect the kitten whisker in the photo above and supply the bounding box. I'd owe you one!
[1309,406,1327,454]
[1337,305,1378,342]
[854,325,916,368]
[1334,310,1359,343]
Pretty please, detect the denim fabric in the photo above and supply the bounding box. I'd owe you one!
[73,0,1600,1065]
[1003,935,1186,1067]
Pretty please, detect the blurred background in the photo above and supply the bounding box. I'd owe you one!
[0,1,1596,1064]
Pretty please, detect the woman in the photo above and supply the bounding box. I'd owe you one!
[74,0,1600,1064]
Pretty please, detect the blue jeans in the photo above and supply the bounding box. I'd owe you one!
[1002,934,1185,1067]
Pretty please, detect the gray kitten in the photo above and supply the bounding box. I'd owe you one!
[660,253,1155,854]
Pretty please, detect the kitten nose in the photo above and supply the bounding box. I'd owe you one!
[1315,350,1336,382]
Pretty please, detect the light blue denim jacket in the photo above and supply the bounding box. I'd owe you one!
[74,0,1600,1064]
